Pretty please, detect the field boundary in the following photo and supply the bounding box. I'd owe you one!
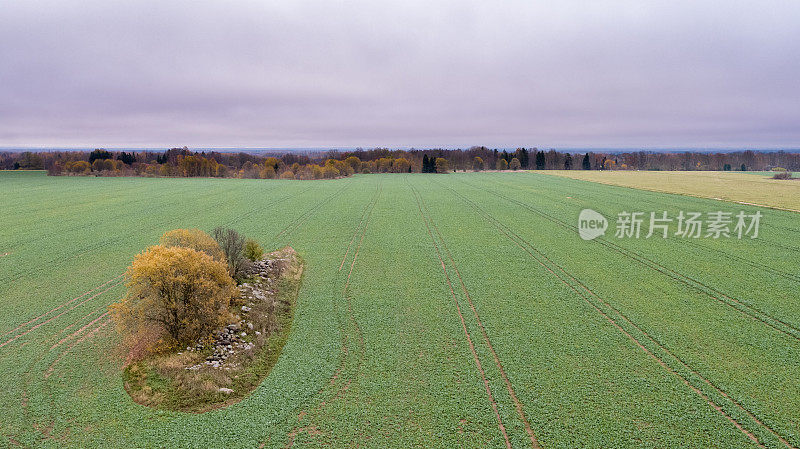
[537,171,800,214]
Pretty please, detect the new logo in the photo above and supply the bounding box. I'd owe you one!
[578,209,607,240]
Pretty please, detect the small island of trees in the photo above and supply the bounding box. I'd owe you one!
[111,228,304,411]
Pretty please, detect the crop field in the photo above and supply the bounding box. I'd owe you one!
[543,170,800,211]
[1,170,799,448]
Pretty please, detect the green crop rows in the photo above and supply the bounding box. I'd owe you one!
[1,170,798,448]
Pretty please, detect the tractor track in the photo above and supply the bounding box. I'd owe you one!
[465,178,800,343]
[12,184,324,442]
[281,182,380,448]
[411,180,541,449]
[508,175,800,271]
[0,185,241,286]
[488,175,800,282]
[1,184,308,348]
[530,172,800,232]
[445,182,796,449]
[19,301,116,442]
[45,314,112,379]
[0,280,124,350]
[0,274,123,343]
[408,180,513,449]
[270,183,351,247]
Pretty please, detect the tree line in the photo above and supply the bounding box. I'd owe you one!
[2,146,799,178]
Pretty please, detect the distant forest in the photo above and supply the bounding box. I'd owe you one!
[2,147,799,179]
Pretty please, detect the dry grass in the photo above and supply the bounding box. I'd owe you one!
[540,170,800,211]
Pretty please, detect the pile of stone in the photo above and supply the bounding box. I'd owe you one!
[245,258,274,278]
[185,257,277,371]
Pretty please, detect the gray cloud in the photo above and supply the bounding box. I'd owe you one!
[1,0,799,148]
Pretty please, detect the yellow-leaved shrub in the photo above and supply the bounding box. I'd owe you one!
[110,245,235,359]
[159,228,225,262]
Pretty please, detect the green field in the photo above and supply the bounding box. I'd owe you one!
[1,170,799,448]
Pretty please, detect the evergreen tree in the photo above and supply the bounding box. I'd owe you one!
[582,153,591,170]
[520,148,529,168]
[564,154,573,170]
[422,154,430,173]
[118,151,136,165]
[535,151,546,169]
[89,149,112,164]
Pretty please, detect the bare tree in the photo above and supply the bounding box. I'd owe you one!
[212,227,248,279]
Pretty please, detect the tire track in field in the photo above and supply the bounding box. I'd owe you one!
[19,298,117,442]
[467,178,800,343]
[445,183,795,449]
[0,274,123,344]
[0,185,240,286]
[18,182,318,351]
[407,180,513,449]
[1,184,305,347]
[11,185,289,434]
[35,314,113,443]
[2,180,263,286]
[551,176,800,280]
[26,184,319,441]
[50,306,112,350]
[0,280,124,350]
[2,181,210,252]
[281,182,380,448]
[45,314,112,378]
[411,181,541,449]
[512,174,800,276]
[220,186,311,230]
[338,186,379,270]
[11,183,327,441]
[531,172,800,232]
[681,238,800,284]
[269,182,351,248]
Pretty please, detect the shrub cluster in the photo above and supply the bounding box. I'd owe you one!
[111,228,267,359]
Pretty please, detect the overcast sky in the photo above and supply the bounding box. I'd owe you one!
[1,0,799,149]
